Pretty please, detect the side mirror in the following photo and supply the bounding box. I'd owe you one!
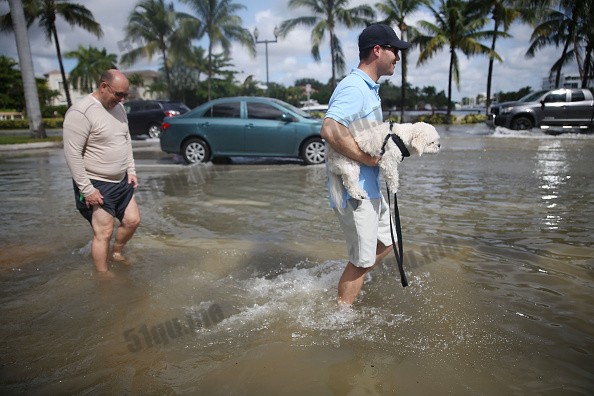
[281,113,295,122]
[540,100,545,109]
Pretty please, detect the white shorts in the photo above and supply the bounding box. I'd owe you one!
[334,196,395,268]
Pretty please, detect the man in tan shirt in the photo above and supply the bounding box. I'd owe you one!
[63,69,140,276]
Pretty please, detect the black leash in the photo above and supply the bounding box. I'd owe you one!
[383,122,410,287]
[387,188,408,287]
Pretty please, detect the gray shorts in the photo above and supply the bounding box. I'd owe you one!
[334,196,395,268]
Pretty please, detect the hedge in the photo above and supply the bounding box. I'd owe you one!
[0,118,63,129]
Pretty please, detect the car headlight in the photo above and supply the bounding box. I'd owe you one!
[501,106,514,115]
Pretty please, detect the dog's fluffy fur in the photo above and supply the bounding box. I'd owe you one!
[327,120,441,207]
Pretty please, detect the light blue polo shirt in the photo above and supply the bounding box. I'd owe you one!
[325,68,383,208]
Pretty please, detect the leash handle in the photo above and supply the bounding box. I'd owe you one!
[387,187,408,287]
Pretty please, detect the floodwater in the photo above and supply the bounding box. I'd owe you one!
[1,125,592,395]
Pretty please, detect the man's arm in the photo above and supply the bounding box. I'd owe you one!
[321,117,380,167]
[63,109,99,200]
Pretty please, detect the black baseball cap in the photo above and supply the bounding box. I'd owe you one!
[358,24,411,51]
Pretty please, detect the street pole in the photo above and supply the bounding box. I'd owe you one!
[254,27,279,91]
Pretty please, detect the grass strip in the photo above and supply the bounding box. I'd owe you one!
[0,136,63,145]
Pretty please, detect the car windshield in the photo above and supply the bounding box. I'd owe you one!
[270,98,312,118]
[518,90,549,102]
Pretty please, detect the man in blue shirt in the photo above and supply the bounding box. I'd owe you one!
[321,24,411,305]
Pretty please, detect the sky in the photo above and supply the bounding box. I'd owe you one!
[0,0,577,102]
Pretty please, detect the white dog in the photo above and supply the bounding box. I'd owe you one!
[327,120,441,207]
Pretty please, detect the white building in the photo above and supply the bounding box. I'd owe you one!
[542,73,593,90]
[45,69,160,106]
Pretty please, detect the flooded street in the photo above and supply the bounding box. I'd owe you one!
[1,125,593,394]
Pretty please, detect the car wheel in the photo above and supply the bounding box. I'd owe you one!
[511,116,533,130]
[182,138,210,164]
[301,137,325,165]
[148,123,162,139]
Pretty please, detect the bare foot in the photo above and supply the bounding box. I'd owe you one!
[96,270,115,280]
[112,252,127,262]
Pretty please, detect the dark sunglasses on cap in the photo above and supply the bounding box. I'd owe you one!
[381,45,399,54]
[103,81,129,99]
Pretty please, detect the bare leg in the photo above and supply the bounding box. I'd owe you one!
[91,206,115,273]
[112,197,140,261]
[337,242,393,305]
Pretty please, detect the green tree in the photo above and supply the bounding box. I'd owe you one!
[525,0,594,89]
[471,0,525,110]
[0,55,22,110]
[376,0,428,120]
[414,0,499,119]
[278,0,375,89]
[121,0,195,98]
[65,46,117,93]
[0,54,59,115]
[181,0,256,101]
[1,0,103,108]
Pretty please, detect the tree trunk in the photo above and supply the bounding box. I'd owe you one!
[486,18,499,112]
[8,0,46,138]
[447,48,454,122]
[51,26,72,108]
[161,47,172,99]
[330,33,337,89]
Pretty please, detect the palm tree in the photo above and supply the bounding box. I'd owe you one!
[121,0,196,98]
[278,0,375,90]
[5,0,45,138]
[470,0,527,110]
[65,46,117,93]
[181,0,256,101]
[376,0,428,121]
[414,0,499,119]
[1,0,103,108]
[525,0,593,88]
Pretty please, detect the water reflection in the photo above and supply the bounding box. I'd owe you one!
[535,140,569,230]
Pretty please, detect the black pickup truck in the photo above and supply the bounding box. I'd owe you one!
[487,88,594,132]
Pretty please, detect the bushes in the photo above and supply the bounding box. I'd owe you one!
[416,113,452,124]
[460,113,488,124]
[0,118,63,129]
[42,105,68,118]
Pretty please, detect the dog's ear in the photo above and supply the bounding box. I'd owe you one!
[411,126,427,156]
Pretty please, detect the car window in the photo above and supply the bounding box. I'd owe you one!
[124,102,141,113]
[247,102,285,120]
[163,102,190,112]
[543,92,567,103]
[205,102,241,118]
[145,102,161,110]
[571,91,585,102]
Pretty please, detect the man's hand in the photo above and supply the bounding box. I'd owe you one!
[128,173,139,188]
[85,189,104,208]
[363,155,381,167]
[321,118,379,166]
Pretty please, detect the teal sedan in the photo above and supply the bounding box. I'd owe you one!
[160,97,326,165]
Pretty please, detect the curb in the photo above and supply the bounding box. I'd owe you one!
[0,142,63,151]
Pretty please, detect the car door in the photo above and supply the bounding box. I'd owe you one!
[565,90,593,126]
[199,101,245,155]
[244,101,296,155]
[540,90,569,126]
[124,101,145,135]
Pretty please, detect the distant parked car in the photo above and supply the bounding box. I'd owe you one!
[159,96,325,165]
[124,100,190,138]
[487,88,594,131]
